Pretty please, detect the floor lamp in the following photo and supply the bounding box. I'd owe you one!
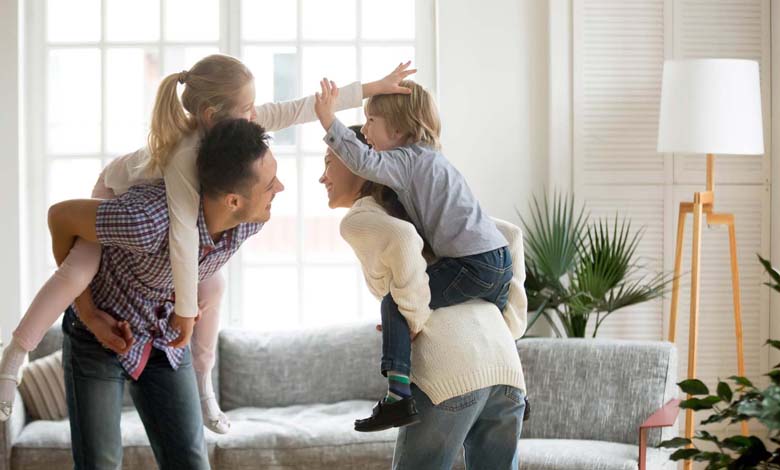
[657,59,764,466]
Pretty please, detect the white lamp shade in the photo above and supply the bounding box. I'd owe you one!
[657,59,764,155]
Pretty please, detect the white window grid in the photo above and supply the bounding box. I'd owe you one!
[24,0,436,331]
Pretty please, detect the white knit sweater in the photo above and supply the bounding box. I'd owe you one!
[340,196,527,404]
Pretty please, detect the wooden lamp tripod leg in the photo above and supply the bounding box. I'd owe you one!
[726,216,748,436]
[669,203,692,343]
[683,196,704,470]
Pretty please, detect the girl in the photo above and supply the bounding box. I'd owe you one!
[315,80,513,431]
[0,54,415,433]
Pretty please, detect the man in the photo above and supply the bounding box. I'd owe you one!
[47,119,283,469]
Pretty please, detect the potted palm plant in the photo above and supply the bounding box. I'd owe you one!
[520,192,672,338]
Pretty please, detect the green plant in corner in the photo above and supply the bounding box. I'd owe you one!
[658,255,780,469]
[520,192,672,338]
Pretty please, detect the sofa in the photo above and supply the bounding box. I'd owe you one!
[0,322,679,469]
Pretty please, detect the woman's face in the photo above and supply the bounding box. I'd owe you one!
[319,149,365,209]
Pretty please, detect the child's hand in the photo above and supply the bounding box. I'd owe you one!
[314,78,339,131]
[376,61,417,95]
[362,61,417,98]
[168,313,196,349]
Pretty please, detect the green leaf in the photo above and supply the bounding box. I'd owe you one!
[658,437,692,448]
[680,396,721,411]
[717,381,733,402]
[678,379,710,396]
[669,449,700,461]
[729,376,754,388]
[722,435,753,450]
[767,339,780,350]
[758,254,780,292]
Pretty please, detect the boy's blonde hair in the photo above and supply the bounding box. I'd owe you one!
[364,80,441,150]
[147,54,254,170]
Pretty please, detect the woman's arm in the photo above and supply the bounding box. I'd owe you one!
[340,208,432,334]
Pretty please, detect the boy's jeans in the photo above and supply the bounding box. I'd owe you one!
[62,307,210,470]
[381,246,513,376]
[393,384,526,470]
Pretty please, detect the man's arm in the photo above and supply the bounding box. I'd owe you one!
[47,199,100,266]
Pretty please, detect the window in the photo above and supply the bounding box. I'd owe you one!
[25,0,435,331]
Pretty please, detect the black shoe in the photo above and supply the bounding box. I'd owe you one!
[354,398,421,432]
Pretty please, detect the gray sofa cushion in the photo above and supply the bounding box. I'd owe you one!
[215,401,397,469]
[10,410,217,468]
[517,439,675,470]
[219,323,386,410]
[517,339,678,446]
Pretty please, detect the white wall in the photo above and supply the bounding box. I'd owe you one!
[437,0,550,225]
[0,0,22,344]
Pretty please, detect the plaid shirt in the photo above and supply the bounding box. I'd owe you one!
[84,182,261,379]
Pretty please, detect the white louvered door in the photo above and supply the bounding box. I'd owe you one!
[572,0,772,431]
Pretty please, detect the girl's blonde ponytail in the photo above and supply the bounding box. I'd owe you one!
[147,72,196,170]
[146,54,254,171]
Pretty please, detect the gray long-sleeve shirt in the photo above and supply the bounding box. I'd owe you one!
[325,118,507,258]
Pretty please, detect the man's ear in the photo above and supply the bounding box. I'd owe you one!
[225,193,241,211]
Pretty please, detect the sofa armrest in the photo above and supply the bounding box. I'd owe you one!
[638,398,681,470]
[0,391,27,470]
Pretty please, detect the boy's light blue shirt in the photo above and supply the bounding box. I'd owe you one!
[324,118,507,258]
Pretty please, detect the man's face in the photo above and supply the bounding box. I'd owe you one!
[233,149,284,223]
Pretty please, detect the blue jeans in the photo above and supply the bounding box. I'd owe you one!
[393,385,525,469]
[381,246,513,375]
[62,308,210,470]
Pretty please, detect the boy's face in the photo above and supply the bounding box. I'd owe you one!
[361,111,406,151]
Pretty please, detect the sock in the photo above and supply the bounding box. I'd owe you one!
[0,338,27,410]
[384,371,411,403]
[196,369,230,433]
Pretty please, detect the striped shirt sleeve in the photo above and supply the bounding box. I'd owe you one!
[95,184,169,254]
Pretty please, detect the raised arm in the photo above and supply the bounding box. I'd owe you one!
[254,82,363,132]
[255,62,416,132]
[324,118,415,190]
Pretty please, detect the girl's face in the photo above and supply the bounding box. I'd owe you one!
[229,80,258,121]
[361,111,406,151]
[319,149,365,209]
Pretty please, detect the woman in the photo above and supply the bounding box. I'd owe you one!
[319,125,528,469]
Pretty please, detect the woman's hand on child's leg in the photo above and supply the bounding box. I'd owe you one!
[168,313,195,349]
[315,78,339,131]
